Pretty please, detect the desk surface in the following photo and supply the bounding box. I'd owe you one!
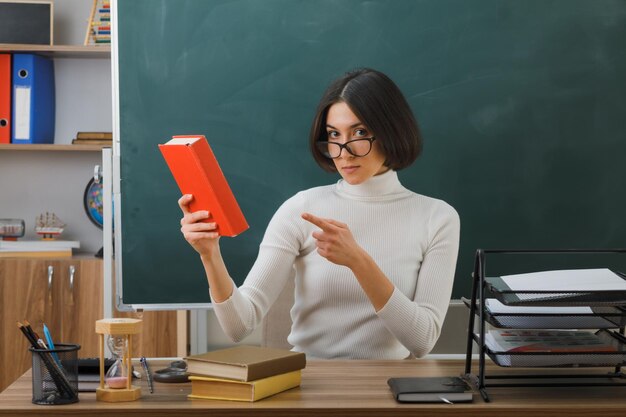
[1,359,625,416]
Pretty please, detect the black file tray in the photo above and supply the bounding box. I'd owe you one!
[474,329,626,368]
[464,249,626,402]
[462,298,626,329]
[485,273,626,307]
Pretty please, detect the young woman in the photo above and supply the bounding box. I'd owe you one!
[178,68,460,359]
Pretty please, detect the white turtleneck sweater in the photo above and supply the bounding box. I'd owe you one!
[213,170,460,359]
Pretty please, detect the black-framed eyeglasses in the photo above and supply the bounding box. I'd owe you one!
[316,137,377,159]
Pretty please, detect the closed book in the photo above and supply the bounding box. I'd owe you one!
[76,131,112,140]
[387,376,473,403]
[77,358,117,392]
[159,135,248,237]
[77,373,101,392]
[72,139,112,145]
[185,345,306,382]
[188,370,301,402]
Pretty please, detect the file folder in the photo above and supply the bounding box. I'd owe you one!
[0,54,10,144]
[11,54,55,144]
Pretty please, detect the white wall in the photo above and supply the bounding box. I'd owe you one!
[54,58,112,145]
[52,0,94,45]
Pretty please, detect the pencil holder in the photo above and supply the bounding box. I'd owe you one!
[29,343,80,405]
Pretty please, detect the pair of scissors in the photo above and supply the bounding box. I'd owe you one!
[153,360,189,383]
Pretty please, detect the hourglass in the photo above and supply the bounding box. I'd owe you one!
[95,318,142,402]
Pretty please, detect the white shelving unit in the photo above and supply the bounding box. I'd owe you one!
[0,44,112,253]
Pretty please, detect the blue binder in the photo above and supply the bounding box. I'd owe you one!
[11,54,55,144]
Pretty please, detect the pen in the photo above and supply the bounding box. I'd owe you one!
[140,356,154,393]
[43,324,61,364]
[17,321,76,400]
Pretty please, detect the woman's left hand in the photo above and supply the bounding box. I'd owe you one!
[301,212,364,268]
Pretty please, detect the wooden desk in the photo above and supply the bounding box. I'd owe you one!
[0,359,625,416]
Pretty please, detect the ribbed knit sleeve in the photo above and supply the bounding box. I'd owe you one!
[212,193,305,342]
[376,202,460,357]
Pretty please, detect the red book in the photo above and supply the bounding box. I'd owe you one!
[159,135,248,237]
[0,54,10,144]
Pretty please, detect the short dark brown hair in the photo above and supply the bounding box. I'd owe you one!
[309,68,422,172]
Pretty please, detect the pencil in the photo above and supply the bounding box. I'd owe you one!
[17,321,77,400]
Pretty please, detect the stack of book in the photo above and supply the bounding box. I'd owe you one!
[0,240,80,258]
[185,345,306,402]
[71,132,112,146]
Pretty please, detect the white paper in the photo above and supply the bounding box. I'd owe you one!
[14,86,31,140]
[165,136,201,145]
[485,299,619,328]
[502,268,626,292]
[485,298,592,314]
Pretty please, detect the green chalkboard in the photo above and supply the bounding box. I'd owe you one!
[116,0,626,307]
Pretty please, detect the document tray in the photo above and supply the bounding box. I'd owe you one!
[485,274,626,307]
[462,298,626,329]
[478,330,626,368]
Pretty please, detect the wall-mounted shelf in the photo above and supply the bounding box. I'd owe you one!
[0,44,110,58]
[0,144,109,152]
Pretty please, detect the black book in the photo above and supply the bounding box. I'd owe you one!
[77,357,115,392]
[387,376,473,403]
[77,357,115,374]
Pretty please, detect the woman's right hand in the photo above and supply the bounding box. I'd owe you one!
[178,194,220,258]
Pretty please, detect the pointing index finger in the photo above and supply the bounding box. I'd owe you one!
[301,213,331,231]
